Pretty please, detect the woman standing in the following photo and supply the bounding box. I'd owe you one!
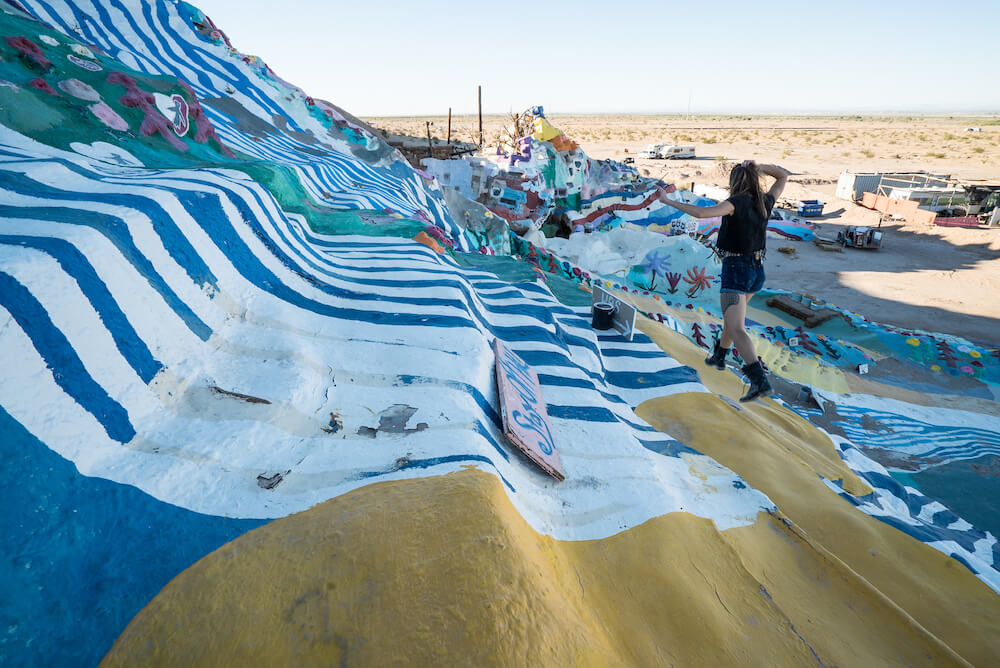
[654,161,789,401]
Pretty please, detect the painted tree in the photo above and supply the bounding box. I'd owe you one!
[795,327,822,355]
[935,340,958,369]
[691,322,709,349]
[664,272,682,294]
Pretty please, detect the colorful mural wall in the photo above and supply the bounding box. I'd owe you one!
[1,1,999,665]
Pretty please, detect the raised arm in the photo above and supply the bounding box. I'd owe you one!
[655,186,734,219]
[757,163,790,201]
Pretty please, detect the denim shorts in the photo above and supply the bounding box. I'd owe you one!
[720,255,765,294]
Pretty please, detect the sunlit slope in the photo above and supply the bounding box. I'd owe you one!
[104,466,995,667]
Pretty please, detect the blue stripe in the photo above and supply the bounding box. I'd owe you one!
[605,366,701,389]
[0,165,218,289]
[0,272,135,443]
[0,203,212,342]
[601,348,671,359]
[356,454,515,493]
[0,234,163,383]
[547,404,621,422]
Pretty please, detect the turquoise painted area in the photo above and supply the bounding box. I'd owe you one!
[893,457,1000,539]
[0,406,266,666]
[452,250,593,307]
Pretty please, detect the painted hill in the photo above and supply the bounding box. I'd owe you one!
[1,1,998,665]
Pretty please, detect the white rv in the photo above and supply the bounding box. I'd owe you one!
[638,143,666,159]
[658,144,696,159]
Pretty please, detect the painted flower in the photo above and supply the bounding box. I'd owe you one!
[969,350,982,358]
[683,266,715,294]
[958,345,970,353]
[637,250,672,277]
[906,337,920,346]
[930,364,941,372]
[960,365,974,374]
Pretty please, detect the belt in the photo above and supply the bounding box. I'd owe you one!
[717,248,765,261]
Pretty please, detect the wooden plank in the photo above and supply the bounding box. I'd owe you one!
[493,339,565,481]
[766,295,843,328]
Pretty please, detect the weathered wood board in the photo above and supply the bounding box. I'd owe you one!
[493,339,564,481]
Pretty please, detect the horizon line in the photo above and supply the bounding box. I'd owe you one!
[360,110,1000,119]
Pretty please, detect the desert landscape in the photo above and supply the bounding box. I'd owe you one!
[366,114,1000,345]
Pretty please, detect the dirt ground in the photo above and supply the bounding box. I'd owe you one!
[364,114,1000,346]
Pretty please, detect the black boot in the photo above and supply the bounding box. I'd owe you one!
[739,361,772,402]
[704,342,728,370]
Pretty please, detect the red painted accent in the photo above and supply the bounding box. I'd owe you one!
[577,191,661,225]
[28,78,59,96]
[107,71,188,152]
[4,36,52,71]
[177,80,234,157]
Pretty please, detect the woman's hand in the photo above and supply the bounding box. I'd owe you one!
[654,184,675,205]
[756,163,790,179]
[654,183,679,204]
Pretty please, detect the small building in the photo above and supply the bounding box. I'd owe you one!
[885,187,969,213]
[836,171,951,202]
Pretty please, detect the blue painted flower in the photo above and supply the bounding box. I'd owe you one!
[638,249,671,276]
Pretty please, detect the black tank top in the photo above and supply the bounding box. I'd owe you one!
[717,193,775,254]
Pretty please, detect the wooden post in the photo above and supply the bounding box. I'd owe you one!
[447,107,452,145]
[425,121,433,160]
[478,85,483,148]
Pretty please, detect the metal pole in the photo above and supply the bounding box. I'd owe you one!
[447,107,452,145]
[478,85,483,148]
[425,121,433,160]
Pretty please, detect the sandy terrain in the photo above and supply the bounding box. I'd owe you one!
[364,115,1000,346]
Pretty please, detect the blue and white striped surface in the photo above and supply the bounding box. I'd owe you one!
[823,435,1000,594]
[0,123,772,537]
[17,0,471,248]
[4,0,999,596]
[806,390,1000,469]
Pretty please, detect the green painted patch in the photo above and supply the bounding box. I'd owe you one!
[451,251,593,307]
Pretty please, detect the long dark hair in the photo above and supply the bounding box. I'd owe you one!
[729,161,767,217]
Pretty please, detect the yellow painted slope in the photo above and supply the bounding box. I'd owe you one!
[635,316,1000,666]
[102,313,1000,667]
[105,463,993,666]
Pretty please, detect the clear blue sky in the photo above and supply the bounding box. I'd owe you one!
[194,0,999,116]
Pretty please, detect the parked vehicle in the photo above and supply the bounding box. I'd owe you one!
[638,143,666,159]
[657,144,696,159]
[838,225,883,249]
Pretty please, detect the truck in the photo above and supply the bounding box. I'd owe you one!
[638,144,666,159]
